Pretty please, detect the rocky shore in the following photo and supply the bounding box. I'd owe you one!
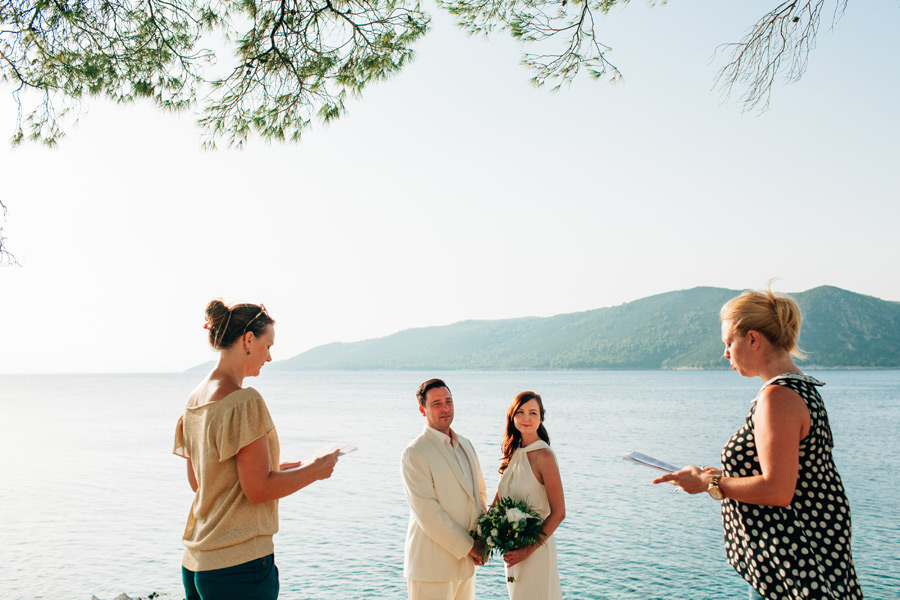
[90,593,175,600]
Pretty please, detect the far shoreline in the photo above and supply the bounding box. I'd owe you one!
[5,366,900,377]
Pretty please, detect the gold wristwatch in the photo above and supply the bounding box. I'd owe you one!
[707,475,724,500]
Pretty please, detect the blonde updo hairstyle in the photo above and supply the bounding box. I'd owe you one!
[205,299,275,350]
[720,286,805,359]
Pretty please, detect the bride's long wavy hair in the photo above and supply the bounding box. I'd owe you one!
[499,391,550,474]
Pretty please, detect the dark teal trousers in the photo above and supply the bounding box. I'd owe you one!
[182,553,279,600]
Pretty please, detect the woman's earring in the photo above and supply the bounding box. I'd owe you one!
[246,350,250,355]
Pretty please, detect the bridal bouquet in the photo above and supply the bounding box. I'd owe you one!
[472,497,544,582]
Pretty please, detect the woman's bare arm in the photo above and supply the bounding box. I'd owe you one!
[186,458,198,492]
[236,435,339,504]
[653,385,810,507]
[505,449,565,567]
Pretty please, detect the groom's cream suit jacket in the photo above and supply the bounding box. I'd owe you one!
[402,428,487,582]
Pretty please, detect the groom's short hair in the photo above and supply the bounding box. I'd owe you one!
[417,378,450,407]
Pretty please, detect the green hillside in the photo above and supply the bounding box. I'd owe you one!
[270,286,900,370]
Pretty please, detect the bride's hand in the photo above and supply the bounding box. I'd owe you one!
[504,544,537,567]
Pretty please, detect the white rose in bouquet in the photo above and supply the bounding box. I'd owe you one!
[505,507,528,525]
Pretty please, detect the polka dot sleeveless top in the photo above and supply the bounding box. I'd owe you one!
[720,373,864,600]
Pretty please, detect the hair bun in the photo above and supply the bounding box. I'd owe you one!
[205,299,230,329]
[202,299,275,350]
[721,285,804,359]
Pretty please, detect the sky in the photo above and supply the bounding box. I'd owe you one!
[1,1,898,374]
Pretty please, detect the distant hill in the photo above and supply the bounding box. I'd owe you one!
[267,286,900,370]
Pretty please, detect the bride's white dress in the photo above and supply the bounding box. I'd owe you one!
[497,440,563,600]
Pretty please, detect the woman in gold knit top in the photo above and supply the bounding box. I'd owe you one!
[174,299,339,600]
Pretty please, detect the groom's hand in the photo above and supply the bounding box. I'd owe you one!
[468,539,486,565]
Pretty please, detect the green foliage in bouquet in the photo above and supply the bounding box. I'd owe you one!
[472,496,544,573]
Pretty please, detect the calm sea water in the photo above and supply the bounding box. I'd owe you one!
[1,370,898,600]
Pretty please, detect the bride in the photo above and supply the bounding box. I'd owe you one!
[496,391,566,600]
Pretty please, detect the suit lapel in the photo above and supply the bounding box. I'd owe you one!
[458,437,481,505]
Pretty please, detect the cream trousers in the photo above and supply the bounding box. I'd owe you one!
[407,577,476,600]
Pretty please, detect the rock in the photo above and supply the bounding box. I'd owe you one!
[92,590,164,600]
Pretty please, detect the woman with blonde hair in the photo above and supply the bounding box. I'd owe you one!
[653,287,863,600]
[174,299,339,599]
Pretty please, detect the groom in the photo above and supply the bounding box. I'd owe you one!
[402,378,488,600]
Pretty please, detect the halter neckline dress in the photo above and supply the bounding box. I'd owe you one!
[497,440,563,600]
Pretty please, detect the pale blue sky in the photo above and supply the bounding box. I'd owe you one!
[1,1,898,373]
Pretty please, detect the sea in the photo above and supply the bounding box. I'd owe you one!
[1,370,898,600]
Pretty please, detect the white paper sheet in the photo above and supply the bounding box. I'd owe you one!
[622,451,680,473]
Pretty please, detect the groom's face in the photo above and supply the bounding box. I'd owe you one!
[420,386,454,434]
